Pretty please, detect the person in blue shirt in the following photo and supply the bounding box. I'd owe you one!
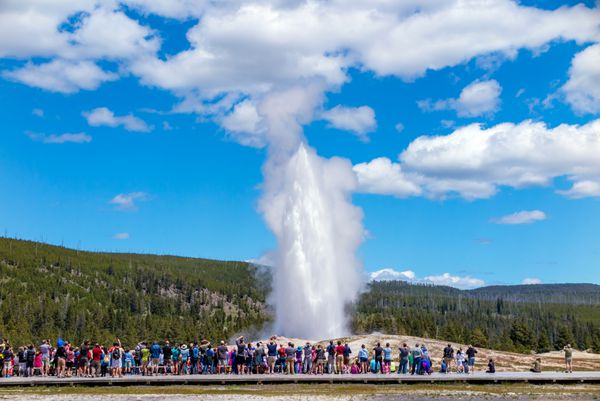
[150,341,161,375]
[383,343,392,374]
[358,344,369,374]
[171,345,181,375]
[123,349,133,375]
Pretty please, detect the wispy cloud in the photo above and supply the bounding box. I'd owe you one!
[113,232,130,240]
[27,131,91,144]
[491,210,547,225]
[83,107,151,132]
[369,268,485,289]
[110,192,149,211]
[522,277,542,285]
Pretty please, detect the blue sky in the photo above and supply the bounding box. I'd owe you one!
[1,0,600,288]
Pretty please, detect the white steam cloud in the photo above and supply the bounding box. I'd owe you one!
[257,85,364,339]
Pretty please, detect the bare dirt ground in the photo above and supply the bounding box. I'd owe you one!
[261,333,600,371]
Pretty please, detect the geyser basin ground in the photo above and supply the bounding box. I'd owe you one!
[3,383,600,400]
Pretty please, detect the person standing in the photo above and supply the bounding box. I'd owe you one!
[163,340,173,375]
[358,344,369,374]
[383,343,392,374]
[109,339,123,378]
[343,343,352,374]
[466,345,477,373]
[236,336,247,375]
[373,343,384,374]
[410,343,422,375]
[91,343,103,376]
[564,344,573,373]
[267,339,277,374]
[285,342,295,375]
[39,340,51,377]
[442,344,454,373]
[398,343,409,374]
[335,341,345,374]
[326,341,336,374]
[25,345,35,378]
[303,342,312,374]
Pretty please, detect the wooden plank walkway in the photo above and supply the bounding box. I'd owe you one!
[1,372,600,387]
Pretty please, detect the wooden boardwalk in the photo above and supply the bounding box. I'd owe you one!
[1,372,600,387]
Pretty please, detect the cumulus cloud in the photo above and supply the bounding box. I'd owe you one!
[83,107,151,132]
[354,119,600,200]
[422,273,485,289]
[353,157,422,198]
[563,44,600,114]
[369,268,416,281]
[3,60,117,94]
[27,131,92,144]
[522,277,542,285]
[369,267,485,289]
[110,192,149,211]
[113,232,130,240]
[418,79,502,117]
[490,210,547,225]
[321,105,377,141]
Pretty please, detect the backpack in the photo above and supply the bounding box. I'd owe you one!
[112,348,121,360]
[192,347,199,359]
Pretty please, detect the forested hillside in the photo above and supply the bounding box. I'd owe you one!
[0,238,269,345]
[353,281,600,353]
[2,237,599,354]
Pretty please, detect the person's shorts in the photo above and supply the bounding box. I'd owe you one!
[66,361,74,369]
[164,358,172,365]
[42,357,50,367]
[360,357,368,363]
[3,361,11,370]
[468,357,475,366]
[110,358,121,369]
[336,355,343,363]
[317,359,325,366]
[235,355,245,365]
[344,357,350,365]
[218,358,227,366]
[151,358,160,366]
[566,357,573,363]
[80,358,88,367]
[26,361,34,369]
[57,358,66,368]
[286,357,295,362]
[267,356,276,365]
[124,361,132,369]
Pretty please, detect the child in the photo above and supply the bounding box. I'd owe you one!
[33,351,43,376]
[440,359,448,373]
[350,359,361,374]
[486,359,496,373]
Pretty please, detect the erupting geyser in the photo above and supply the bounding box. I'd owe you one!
[258,85,364,339]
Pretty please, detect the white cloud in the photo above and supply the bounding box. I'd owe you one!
[370,268,416,281]
[353,157,422,198]
[3,60,117,93]
[27,131,92,144]
[522,277,542,285]
[422,273,485,289]
[113,232,130,240]
[394,123,405,133]
[355,119,600,200]
[558,180,600,199]
[83,107,151,132]
[418,79,502,117]
[563,44,600,114]
[369,267,485,289]
[491,210,547,225]
[321,105,377,141]
[109,192,149,211]
[32,108,44,117]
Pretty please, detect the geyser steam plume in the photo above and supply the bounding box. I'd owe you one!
[258,85,364,339]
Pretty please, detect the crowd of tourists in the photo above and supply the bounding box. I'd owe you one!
[0,337,575,378]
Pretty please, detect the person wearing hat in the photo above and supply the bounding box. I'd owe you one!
[179,344,189,375]
[217,341,228,374]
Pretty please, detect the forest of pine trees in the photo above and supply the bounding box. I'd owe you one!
[353,281,600,353]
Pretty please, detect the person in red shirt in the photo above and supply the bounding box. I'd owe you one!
[335,341,345,374]
[91,343,103,377]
